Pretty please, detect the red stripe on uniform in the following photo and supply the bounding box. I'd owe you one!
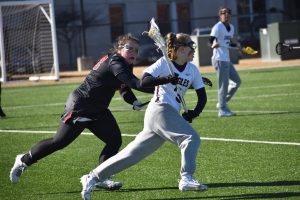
[93,54,109,70]
[63,112,73,124]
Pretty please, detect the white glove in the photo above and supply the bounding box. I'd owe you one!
[133,100,144,111]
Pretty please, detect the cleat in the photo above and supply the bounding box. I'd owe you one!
[218,110,236,117]
[10,154,27,183]
[179,176,208,191]
[95,178,122,190]
[80,174,97,200]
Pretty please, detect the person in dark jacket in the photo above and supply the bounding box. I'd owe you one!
[9,33,176,189]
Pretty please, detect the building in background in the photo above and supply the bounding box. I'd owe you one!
[4,0,298,70]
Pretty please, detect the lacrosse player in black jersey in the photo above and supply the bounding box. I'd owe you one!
[9,33,177,189]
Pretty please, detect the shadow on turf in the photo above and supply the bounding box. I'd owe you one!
[121,180,300,199]
[147,192,300,199]
[207,180,300,187]
[117,180,300,192]
[37,180,300,199]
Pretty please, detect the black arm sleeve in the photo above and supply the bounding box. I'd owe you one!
[229,39,237,47]
[208,36,217,45]
[116,72,154,93]
[141,72,170,87]
[119,85,137,105]
[193,87,207,116]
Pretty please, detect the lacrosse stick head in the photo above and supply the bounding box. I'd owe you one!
[242,46,258,55]
[275,42,292,55]
[145,18,166,50]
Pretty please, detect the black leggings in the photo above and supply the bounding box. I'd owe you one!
[23,111,122,166]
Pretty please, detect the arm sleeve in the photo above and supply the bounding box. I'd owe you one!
[141,72,170,87]
[229,41,237,47]
[193,87,207,116]
[116,72,154,93]
[208,36,217,45]
[109,55,154,93]
[119,85,137,105]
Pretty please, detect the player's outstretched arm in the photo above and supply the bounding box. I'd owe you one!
[140,72,179,87]
[116,71,154,93]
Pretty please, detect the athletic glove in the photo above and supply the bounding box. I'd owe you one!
[202,77,213,87]
[133,100,144,111]
[182,110,199,123]
[166,75,179,85]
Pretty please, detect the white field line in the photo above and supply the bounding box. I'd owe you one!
[194,92,300,103]
[3,91,300,111]
[113,83,300,100]
[3,83,300,109]
[0,129,299,146]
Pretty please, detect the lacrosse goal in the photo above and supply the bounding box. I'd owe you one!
[0,0,59,82]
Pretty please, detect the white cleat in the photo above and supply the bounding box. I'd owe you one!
[10,154,27,183]
[218,109,236,117]
[80,174,97,200]
[95,178,122,190]
[179,176,208,191]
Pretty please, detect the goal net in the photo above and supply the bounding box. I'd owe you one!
[0,0,59,82]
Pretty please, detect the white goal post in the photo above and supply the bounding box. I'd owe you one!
[0,0,59,82]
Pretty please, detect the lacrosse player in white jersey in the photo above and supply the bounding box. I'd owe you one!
[80,32,208,200]
[210,7,241,117]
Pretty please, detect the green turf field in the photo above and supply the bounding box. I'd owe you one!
[0,66,299,200]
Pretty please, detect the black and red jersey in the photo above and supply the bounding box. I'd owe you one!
[62,53,151,120]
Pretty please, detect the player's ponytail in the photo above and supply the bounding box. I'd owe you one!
[166,32,177,60]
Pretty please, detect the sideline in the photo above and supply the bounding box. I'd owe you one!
[0,129,299,146]
[2,59,300,88]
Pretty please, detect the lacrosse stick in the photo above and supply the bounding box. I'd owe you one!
[276,42,300,55]
[214,41,258,55]
[241,46,258,55]
[229,45,258,55]
[144,18,188,113]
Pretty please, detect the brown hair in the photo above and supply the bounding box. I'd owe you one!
[218,6,231,15]
[109,33,140,53]
[165,32,191,60]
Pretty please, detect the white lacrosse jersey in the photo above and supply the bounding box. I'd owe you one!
[210,21,234,62]
[144,57,204,112]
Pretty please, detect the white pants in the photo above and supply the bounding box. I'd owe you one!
[212,59,241,109]
[92,102,201,179]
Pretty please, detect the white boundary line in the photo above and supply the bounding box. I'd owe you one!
[3,91,300,110]
[201,137,300,146]
[0,129,299,146]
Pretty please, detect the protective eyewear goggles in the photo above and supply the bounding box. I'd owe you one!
[220,9,231,15]
[120,44,139,53]
[177,41,197,50]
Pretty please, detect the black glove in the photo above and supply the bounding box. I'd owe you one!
[132,100,143,111]
[166,75,179,85]
[133,100,150,111]
[182,110,199,123]
[202,77,213,87]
